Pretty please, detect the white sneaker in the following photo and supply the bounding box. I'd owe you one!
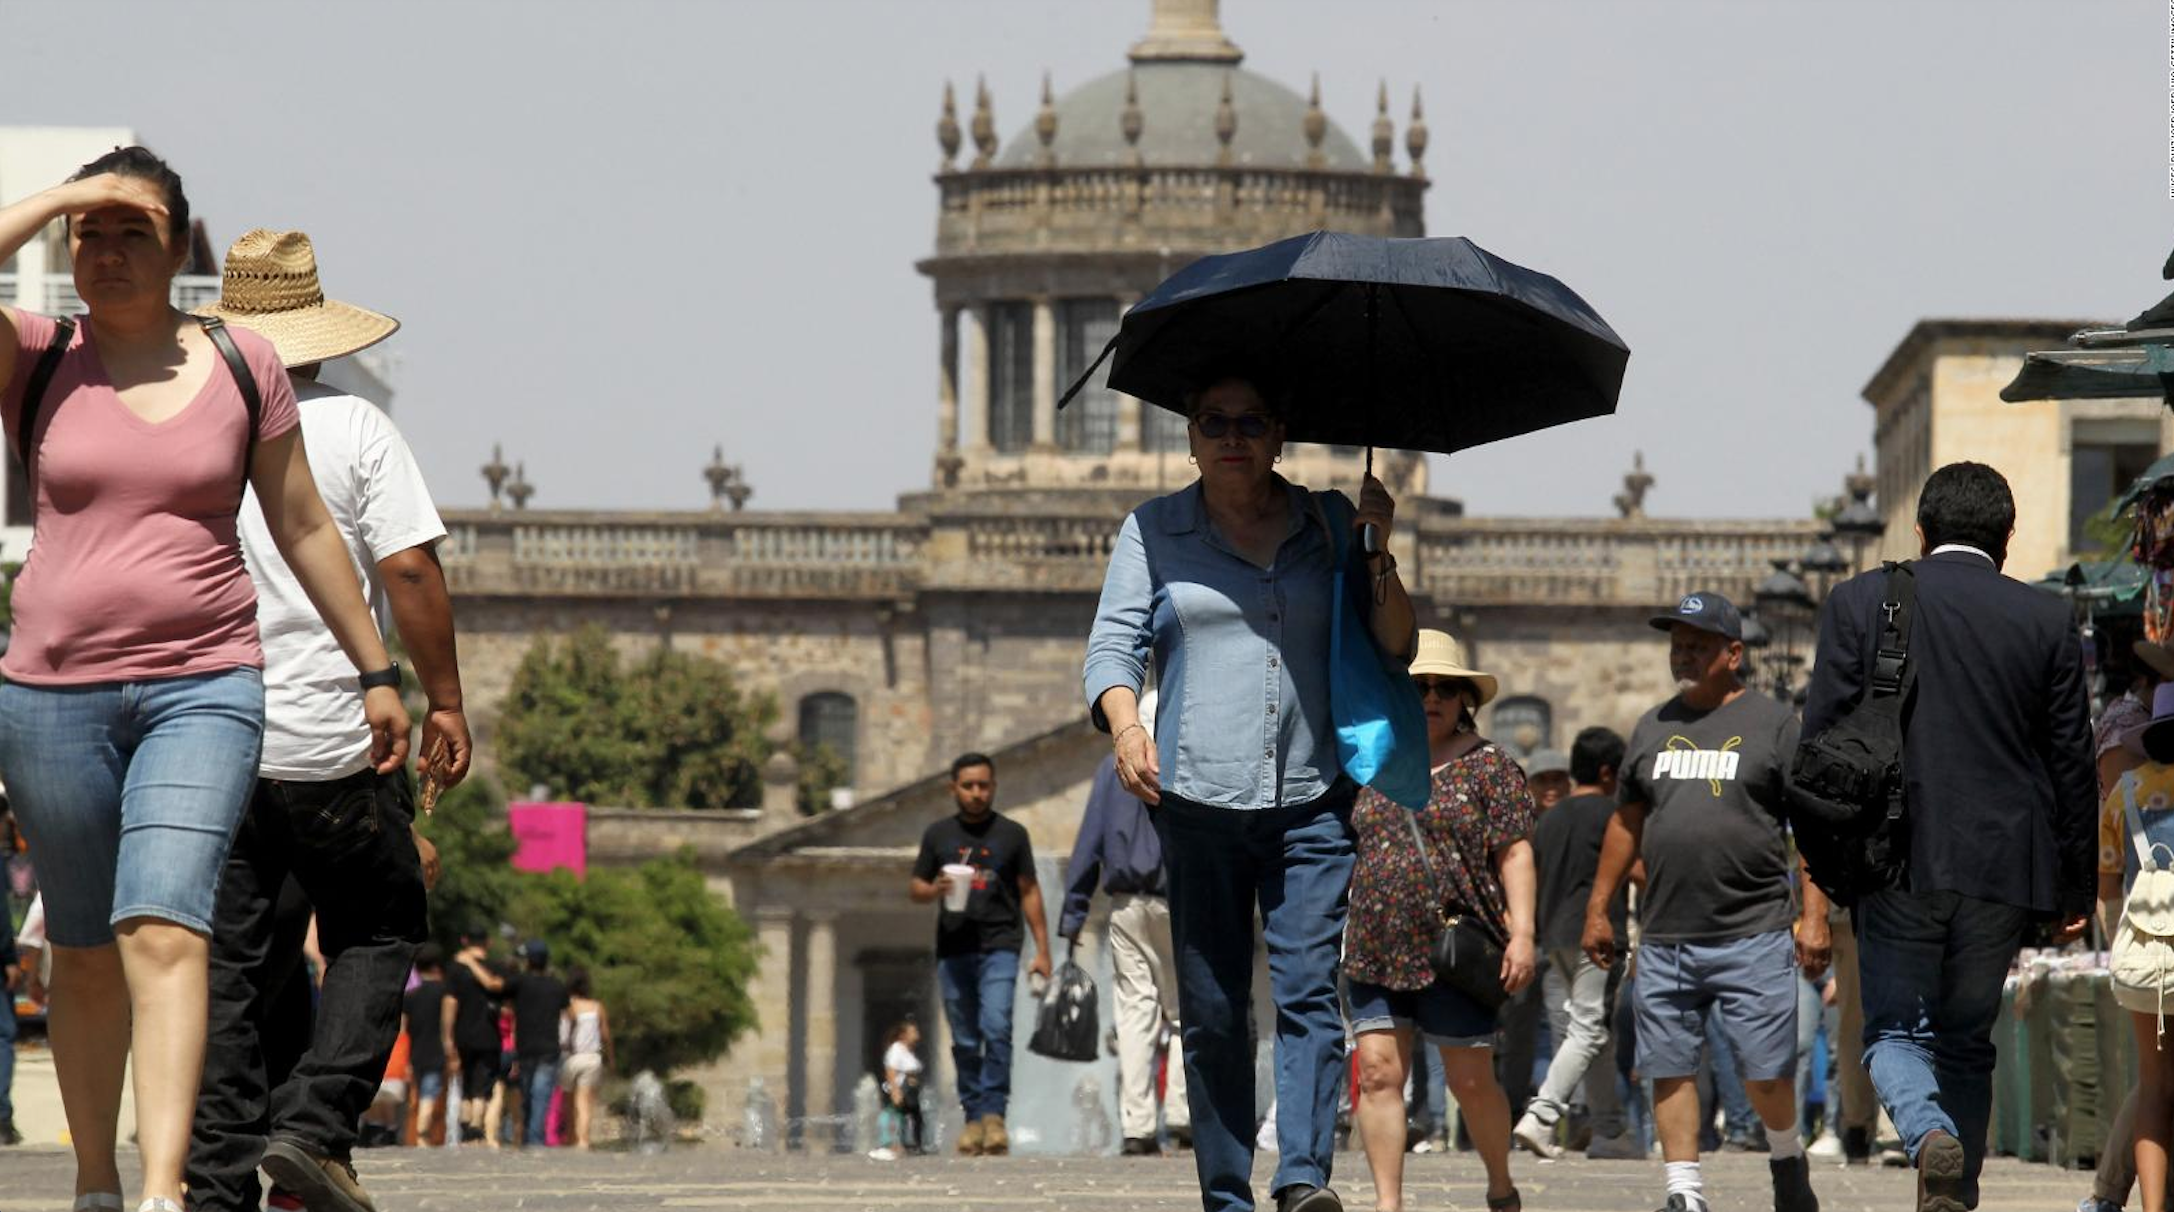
[867,1147,900,1161]
[1807,1129,1844,1160]
[1512,1110,1562,1161]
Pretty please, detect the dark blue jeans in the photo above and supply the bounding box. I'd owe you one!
[522,1056,561,1145]
[937,948,1019,1120]
[1857,889,2029,1194]
[1154,790,1355,1212]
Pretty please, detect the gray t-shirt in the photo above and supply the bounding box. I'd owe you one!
[1620,691,1800,945]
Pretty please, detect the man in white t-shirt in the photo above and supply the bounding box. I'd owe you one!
[184,231,471,1212]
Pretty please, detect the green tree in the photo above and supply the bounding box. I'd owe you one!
[497,625,773,809]
[795,741,849,814]
[414,774,524,951]
[507,850,759,1074]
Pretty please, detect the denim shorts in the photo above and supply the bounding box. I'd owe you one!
[0,668,264,946]
[417,1070,445,1103]
[1344,976,1497,1048]
[1631,928,1799,1081]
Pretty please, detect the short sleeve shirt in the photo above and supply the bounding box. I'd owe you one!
[1619,692,1801,945]
[2101,762,2174,893]
[1,310,299,684]
[241,381,445,778]
[403,978,447,1073]
[1533,792,1629,952]
[1344,742,1536,991]
[912,812,1035,957]
[446,959,504,1052]
[505,971,571,1059]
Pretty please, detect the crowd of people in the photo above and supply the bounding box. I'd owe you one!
[897,373,2108,1212]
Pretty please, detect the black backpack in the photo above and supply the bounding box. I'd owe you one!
[1788,561,1915,905]
[14,314,264,502]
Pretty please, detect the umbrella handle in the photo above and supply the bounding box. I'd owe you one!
[1359,446,1381,556]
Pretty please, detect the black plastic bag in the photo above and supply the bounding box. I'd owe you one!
[1027,956,1099,1063]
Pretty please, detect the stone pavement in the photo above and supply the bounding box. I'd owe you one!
[0,1144,2093,1212]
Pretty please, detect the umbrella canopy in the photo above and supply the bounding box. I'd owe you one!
[2116,450,2174,514]
[1061,230,1629,455]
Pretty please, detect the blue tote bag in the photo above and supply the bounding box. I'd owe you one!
[1314,493,1431,809]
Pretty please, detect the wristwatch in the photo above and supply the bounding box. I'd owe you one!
[358,663,402,692]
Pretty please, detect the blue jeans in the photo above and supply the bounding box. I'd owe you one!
[937,949,1019,1120]
[1154,790,1355,1212]
[523,1056,561,1145]
[0,669,264,944]
[1857,889,2029,1193]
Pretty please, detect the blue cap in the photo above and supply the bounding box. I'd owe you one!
[1649,591,1743,642]
[524,939,550,964]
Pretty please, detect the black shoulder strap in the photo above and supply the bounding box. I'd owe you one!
[15,316,79,474]
[196,316,265,497]
[1865,560,1917,710]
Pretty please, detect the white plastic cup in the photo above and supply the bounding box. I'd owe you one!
[941,863,975,912]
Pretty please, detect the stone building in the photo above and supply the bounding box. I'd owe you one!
[432,1,1827,1136]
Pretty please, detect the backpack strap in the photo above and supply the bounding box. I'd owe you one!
[1864,561,1917,711]
[2127,787,2174,874]
[14,316,79,478]
[195,316,264,497]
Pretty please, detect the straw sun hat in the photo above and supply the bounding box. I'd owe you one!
[191,229,398,369]
[1409,629,1499,707]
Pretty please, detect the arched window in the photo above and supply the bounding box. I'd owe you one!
[798,692,859,790]
[1490,695,1552,761]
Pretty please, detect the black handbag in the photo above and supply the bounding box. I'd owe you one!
[1401,807,1509,1010]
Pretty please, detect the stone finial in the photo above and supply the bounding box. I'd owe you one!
[971,76,998,169]
[1845,452,1874,503]
[1406,86,1428,180]
[1035,71,1059,167]
[1372,80,1394,173]
[1612,451,1654,519]
[1302,73,1327,169]
[1214,71,1237,166]
[937,80,961,169]
[1120,70,1145,167]
[1129,0,1243,65]
[704,445,752,512]
[506,461,535,511]
[480,442,510,511]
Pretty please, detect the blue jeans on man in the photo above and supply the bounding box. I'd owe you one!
[522,1055,561,1146]
[1856,889,2030,1198]
[937,948,1020,1121]
[1153,791,1355,1212]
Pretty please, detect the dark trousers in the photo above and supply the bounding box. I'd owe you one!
[1154,789,1355,1212]
[188,770,427,1212]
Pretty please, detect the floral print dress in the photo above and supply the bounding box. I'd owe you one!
[1344,740,1537,991]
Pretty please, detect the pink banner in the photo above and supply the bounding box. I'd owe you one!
[508,802,588,877]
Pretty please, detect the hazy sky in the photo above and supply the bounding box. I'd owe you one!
[4,0,2161,518]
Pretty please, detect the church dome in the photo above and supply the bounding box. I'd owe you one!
[994,62,1368,172]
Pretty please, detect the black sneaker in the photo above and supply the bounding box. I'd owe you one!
[1771,1155,1820,1212]
[1653,1195,1694,1212]
[1119,1136,1159,1156]
[0,1117,19,1146]
[1915,1130,1967,1212]
[1841,1126,1872,1165]
[1274,1185,1344,1212]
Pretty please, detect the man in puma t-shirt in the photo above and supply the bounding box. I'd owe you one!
[1583,592,1829,1212]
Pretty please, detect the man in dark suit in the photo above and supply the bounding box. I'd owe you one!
[1801,462,2095,1212]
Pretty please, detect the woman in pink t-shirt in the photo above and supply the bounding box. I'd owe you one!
[0,148,410,1212]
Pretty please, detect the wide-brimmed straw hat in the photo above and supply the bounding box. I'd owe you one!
[191,229,398,369]
[1409,629,1499,707]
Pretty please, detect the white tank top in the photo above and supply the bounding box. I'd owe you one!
[571,1007,603,1056]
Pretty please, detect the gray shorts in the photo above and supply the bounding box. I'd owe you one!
[1632,928,1798,1082]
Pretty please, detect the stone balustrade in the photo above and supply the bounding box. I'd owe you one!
[440,501,1819,608]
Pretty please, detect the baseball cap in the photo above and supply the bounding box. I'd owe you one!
[1525,749,1571,778]
[1648,591,1744,642]
[524,939,550,964]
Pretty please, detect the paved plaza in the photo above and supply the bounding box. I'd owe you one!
[0,1143,2092,1212]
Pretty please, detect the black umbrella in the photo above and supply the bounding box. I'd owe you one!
[1059,230,1629,456]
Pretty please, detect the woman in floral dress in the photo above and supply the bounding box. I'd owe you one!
[1345,630,1538,1212]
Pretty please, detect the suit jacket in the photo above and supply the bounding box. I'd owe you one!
[1800,548,2096,918]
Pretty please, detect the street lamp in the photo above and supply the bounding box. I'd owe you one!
[1754,560,1816,700]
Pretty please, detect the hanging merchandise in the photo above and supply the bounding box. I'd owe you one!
[2132,483,2174,569]
[2149,569,2174,646]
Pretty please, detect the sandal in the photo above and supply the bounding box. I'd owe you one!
[1486,1188,1522,1212]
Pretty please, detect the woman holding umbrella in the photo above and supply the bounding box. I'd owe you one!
[1084,372,1415,1212]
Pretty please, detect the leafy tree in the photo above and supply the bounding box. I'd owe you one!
[497,625,771,809]
[507,850,759,1074]
[795,741,849,814]
[414,774,524,951]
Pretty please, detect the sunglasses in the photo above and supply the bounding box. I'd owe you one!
[1192,413,1272,440]
[1411,677,1469,701]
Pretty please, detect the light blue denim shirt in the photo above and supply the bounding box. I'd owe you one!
[1083,478,1352,811]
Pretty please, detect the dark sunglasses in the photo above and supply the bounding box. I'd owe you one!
[1193,413,1272,440]
[1411,677,1469,701]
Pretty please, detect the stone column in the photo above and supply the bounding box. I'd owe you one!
[962,304,992,454]
[802,910,840,1141]
[749,905,798,1140]
[1031,297,1058,451]
[937,305,961,454]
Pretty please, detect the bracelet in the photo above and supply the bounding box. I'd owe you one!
[1372,551,1399,603]
[1113,723,1147,749]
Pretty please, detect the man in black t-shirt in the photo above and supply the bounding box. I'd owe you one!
[502,940,571,1148]
[909,753,1051,1157]
[446,939,507,1141]
[1513,726,1630,1161]
[401,943,451,1143]
[1582,592,1828,1212]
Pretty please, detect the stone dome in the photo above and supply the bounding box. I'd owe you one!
[994,61,1368,173]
